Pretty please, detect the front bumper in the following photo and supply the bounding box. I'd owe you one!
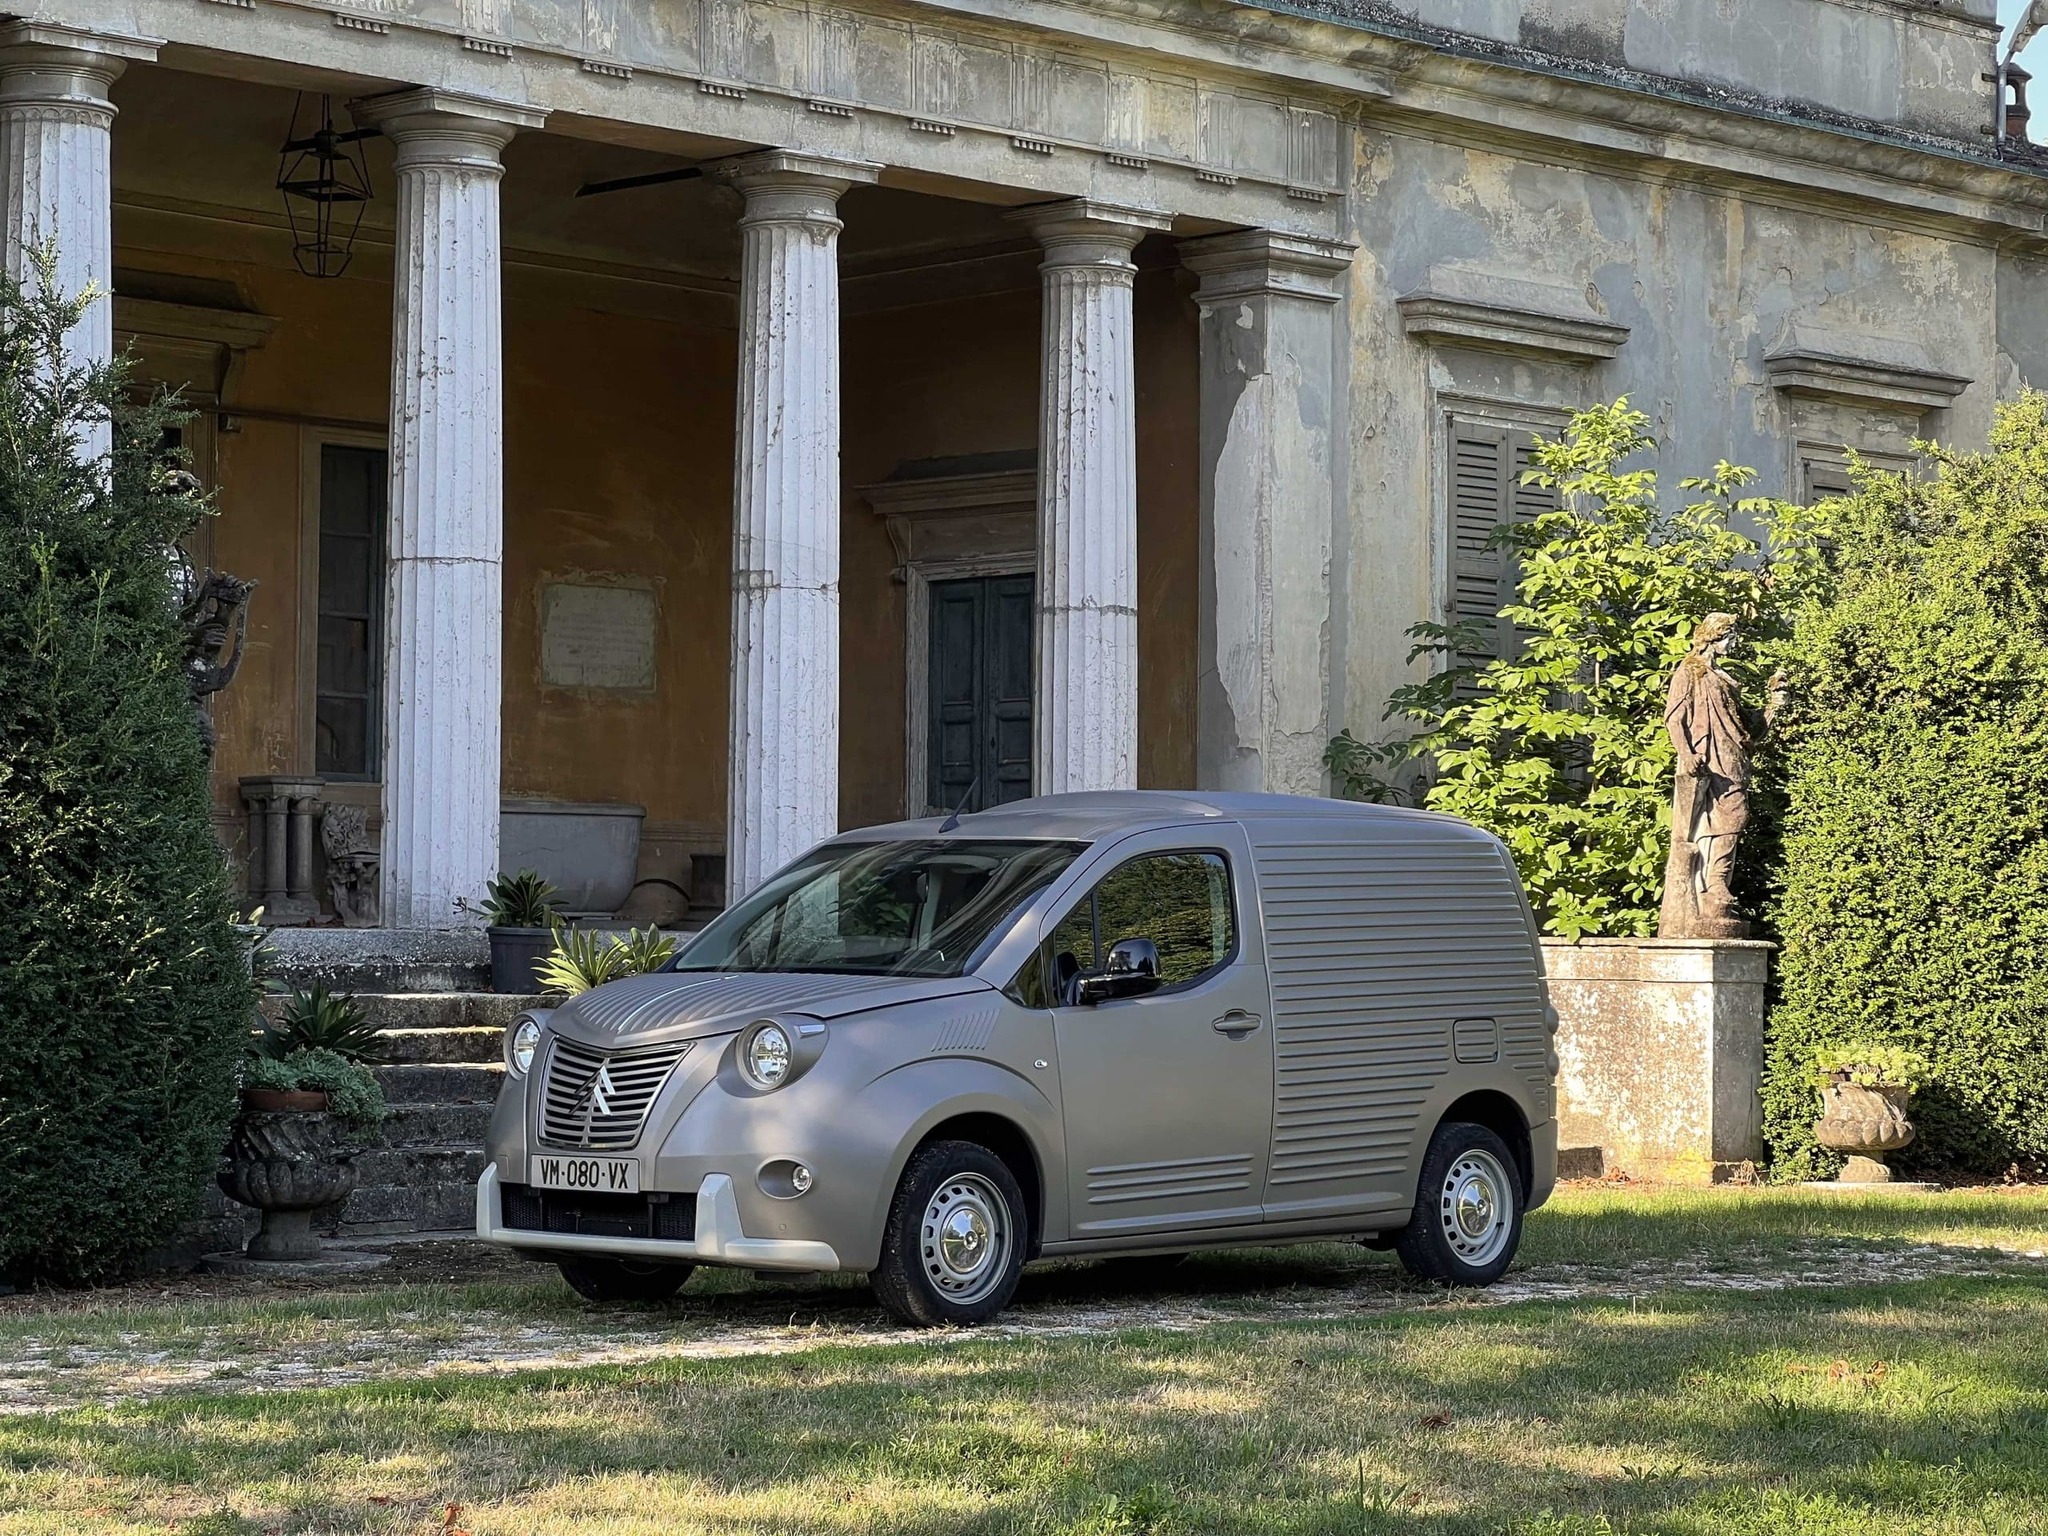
[474,1162,841,1273]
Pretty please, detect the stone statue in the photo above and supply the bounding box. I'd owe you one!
[1658,613,1759,940]
[181,569,256,754]
[321,804,381,928]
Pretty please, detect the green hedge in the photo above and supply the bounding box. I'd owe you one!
[0,268,250,1282]
[1765,394,2048,1177]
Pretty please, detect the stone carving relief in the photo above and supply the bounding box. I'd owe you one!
[321,804,381,929]
[180,567,255,755]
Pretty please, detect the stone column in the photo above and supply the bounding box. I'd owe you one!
[713,150,879,900]
[353,90,543,929]
[1008,200,1171,796]
[0,22,157,460]
[1181,230,1355,796]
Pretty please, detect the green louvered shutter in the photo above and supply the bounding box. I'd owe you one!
[1450,421,1559,681]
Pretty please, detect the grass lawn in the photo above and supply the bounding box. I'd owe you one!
[1,1185,2044,1535]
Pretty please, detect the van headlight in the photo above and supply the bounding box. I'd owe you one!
[740,1021,793,1090]
[506,1015,544,1078]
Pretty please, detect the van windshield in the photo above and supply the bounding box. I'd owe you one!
[673,839,1087,978]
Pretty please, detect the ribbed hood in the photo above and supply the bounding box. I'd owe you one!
[544,969,994,1046]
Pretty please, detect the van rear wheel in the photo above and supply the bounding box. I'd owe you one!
[872,1140,1027,1328]
[557,1256,694,1303]
[1394,1122,1524,1287]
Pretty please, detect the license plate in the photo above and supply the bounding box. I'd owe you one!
[529,1154,640,1194]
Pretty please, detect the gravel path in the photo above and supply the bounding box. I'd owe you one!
[2,1235,2036,1416]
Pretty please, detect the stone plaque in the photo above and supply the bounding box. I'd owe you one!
[541,581,657,691]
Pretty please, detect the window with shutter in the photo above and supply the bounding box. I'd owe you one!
[1448,419,1559,675]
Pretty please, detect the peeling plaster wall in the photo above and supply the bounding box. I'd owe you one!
[1362,0,2001,138]
[1339,121,2008,739]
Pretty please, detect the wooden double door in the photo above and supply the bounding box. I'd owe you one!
[927,574,1034,814]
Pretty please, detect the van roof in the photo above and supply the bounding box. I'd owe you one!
[845,790,1474,844]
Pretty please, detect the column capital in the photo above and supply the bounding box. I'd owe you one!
[0,22,159,111]
[1181,228,1357,305]
[709,149,881,226]
[350,88,545,168]
[1008,199,1173,273]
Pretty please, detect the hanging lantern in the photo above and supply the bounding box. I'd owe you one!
[277,94,374,279]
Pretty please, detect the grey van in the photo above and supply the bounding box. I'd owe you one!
[476,791,1559,1326]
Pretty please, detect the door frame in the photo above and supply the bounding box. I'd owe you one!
[905,556,1036,817]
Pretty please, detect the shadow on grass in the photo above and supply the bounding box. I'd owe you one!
[7,1275,2047,1536]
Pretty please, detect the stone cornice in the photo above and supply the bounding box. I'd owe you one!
[1397,270,1630,364]
[1765,340,1972,413]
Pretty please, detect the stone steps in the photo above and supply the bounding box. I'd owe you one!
[210,933,548,1252]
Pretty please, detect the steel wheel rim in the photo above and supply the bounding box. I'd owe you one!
[1438,1149,1513,1268]
[920,1172,1010,1304]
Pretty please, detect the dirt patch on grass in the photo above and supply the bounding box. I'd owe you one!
[2,1235,2035,1417]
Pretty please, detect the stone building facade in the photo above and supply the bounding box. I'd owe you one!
[8,0,2044,925]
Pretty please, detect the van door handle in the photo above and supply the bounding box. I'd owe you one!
[1212,1010,1263,1038]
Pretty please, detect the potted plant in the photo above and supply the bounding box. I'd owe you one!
[217,990,387,1262]
[537,922,678,997]
[480,870,560,994]
[1811,1043,1932,1184]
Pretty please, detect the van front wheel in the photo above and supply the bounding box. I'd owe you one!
[1394,1122,1524,1287]
[872,1140,1027,1327]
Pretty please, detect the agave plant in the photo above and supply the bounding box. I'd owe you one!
[537,923,678,997]
[481,869,559,929]
[261,985,386,1064]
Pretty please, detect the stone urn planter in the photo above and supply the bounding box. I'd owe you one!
[217,1102,362,1261]
[1813,1080,1916,1184]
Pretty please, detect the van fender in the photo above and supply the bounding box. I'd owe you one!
[1402,1065,1546,1216]
[849,1058,1067,1268]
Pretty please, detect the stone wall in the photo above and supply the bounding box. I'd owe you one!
[1543,938,1773,1182]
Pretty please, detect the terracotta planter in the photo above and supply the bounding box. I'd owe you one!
[217,1108,361,1260]
[241,1087,329,1114]
[1814,1080,1916,1183]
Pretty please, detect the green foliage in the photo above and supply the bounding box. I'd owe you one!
[1810,1043,1933,1094]
[1333,399,1828,938]
[0,257,250,1284]
[1765,394,2048,1176]
[260,986,385,1065]
[241,1048,385,1129]
[538,923,676,998]
[478,868,558,929]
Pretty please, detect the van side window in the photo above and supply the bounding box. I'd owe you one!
[1043,851,1235,1002]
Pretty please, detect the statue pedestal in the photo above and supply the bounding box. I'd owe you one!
[1544,938,1773,1184]
[239,776,325,925]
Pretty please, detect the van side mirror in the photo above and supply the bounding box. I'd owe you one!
[1074,937,1161,1005]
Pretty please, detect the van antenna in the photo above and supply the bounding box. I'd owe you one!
[937,773,980,834]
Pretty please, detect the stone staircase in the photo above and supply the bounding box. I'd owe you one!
[200,929,540,1251]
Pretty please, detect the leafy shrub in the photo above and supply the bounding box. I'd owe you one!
[539,923,677,997]
[1810,1044,1932,1094]
[1765,395,2048,1176]
[1333,400,1827,937]
[261,986,385,1064]
[0,261,250,1284]
[242,1048,385,1129]
[478,869,558,929]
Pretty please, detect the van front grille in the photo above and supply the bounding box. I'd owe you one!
[538,1035,692,1149]
[500,1185,697,1242]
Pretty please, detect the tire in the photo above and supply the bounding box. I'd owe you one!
[1393,1122,1525,1287]
[557,1256,695,1303]
[871,1140,1028,1327]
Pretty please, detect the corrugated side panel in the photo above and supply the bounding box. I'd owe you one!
[1250,819,1549,1196]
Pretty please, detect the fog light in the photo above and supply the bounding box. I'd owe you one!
[790,1163,813,1195]
[758,1158,815,1200]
